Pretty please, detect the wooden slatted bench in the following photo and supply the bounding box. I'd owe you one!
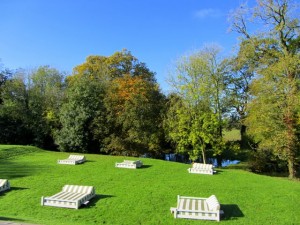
[41,185,96,209]
[115,160,143,169]
[57,155,86,165]
[170,195,221,221]
[187,163,214,175]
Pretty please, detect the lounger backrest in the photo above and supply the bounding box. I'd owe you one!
[192,163,198,168]
[206,195,220,211]
[124,160,135,164]
[123,160,142,165]
[69,155,85,160]
[206,164,213,169]
[193,163,213,169]
[62,185,94,194]
[193,163,205,168]
[0,179,7,186]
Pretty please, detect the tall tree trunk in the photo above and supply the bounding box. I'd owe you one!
[287,155,296,179]
[202,151,206,164]
[201,142,206,164]
[285,107,297,179]
[240,124,247,148]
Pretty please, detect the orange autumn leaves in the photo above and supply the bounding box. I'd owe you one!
[107,74,150,115]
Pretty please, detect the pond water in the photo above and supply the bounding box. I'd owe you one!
[164,153,240,167]
[212,159,240,167]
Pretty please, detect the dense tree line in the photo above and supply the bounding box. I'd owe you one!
[0,50,167,158]
[0,0,299,178]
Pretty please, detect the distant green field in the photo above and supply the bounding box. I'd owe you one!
[0,145,299,225]
[224,129,241,141]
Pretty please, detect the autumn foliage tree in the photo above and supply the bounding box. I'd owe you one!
[56,49,165,155]
[104,73,165,156]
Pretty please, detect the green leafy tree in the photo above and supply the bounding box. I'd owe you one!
[0,66,12,105]
[226,55,254,147]
[55,74,107,153]
[0,73,33,144]
[0,66,65,148]
[166,46,230,163]
[231,0,300,178]
[28,66,65,148]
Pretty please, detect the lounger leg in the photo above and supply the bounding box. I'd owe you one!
[170,208,177,218]
[170,207,174,214]
[174,209,177,218]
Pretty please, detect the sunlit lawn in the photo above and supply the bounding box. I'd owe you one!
[0,145,299,225]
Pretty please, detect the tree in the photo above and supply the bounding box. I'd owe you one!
[28,66,65,148]
[55,72,107,153]
[104,71,164,156]
[72,49,156,82]
[165,46,230,163]
[0,66,65,148]
[0,73,33,144]
[0,66,12,105]
[56,49,165,155]
[231,0,300,178]
[226,54,255,147]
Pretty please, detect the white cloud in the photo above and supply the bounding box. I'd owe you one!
[195,8,223,19]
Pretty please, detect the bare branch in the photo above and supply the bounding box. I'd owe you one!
[228,2,251,39]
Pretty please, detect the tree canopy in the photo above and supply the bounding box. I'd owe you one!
[54,49,165,156]
[232,0,300,178]
[165,46,230,164]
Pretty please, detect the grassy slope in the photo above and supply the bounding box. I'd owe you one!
[0,145,299,225]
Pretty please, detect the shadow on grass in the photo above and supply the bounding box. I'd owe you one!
[0,190,10,197]
[260,172,289,178]
[86,194,115,208]
[85,160,96,163]
[0,187,29,197]
[0,145,40,160]
[221,204,244,220]
[10,187,29,191]
[0,160,46,179]
[212,169,224,175]
[0,217,26,222]
[140,165,152,169]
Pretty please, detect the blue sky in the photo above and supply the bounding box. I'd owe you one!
[0,0,255,92]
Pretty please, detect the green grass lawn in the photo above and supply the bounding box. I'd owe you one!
[223,129,241,142]
[0,145,300,225]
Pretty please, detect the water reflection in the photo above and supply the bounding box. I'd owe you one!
[164,154,240,167]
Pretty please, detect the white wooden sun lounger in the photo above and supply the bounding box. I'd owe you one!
[187,163,214,175]
[57,155,86,165]
[41,185,96,209]
[0,179,10,193]
[115,160,143,169]
[170,195,221,221]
